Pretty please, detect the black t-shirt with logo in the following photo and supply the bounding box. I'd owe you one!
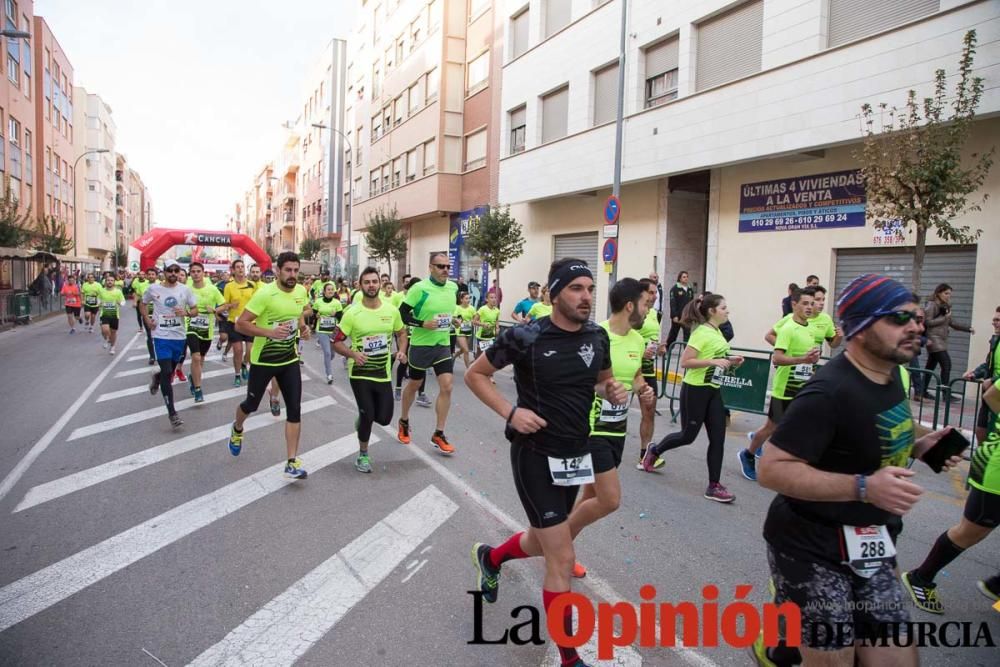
[763,353,914,564]
[486,316,611,457]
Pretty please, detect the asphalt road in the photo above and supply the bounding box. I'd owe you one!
[0,305,997,666]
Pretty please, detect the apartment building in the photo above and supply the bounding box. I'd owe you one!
[32,15,75,244]
[72,87,116,268]
[496,0,1000,369]
[348,0,502,281]
[0,0,34,220]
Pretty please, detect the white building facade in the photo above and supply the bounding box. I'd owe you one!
[72,86,117,270]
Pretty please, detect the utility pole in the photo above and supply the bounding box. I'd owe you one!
[606,0,627,316]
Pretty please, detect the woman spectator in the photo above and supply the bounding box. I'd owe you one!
[924,283,975,400]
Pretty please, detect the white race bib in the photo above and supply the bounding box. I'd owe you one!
[478,338,494,352]
[599,398,628,423]
[792,363,814,382]
[159,315,181,328]
[548,454,595,487]
[101,301,116,311]
[842,525,896,578]
[362,334,389,354]
[711,364,727,384]
[278,319,298,340]
[436,313,452,329]
[84,294,99,306]
[189,316,210,329]
[319,316,337,329]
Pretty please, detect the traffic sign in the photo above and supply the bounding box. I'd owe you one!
[129,260,139,271]
[603,195,620,225]
[602,224,618,239]
[602,238,617,263]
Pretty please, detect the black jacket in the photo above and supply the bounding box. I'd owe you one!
[669,284,694,319]
[971,334,1000,380]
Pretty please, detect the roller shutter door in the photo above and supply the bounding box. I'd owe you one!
[553,232,599,319]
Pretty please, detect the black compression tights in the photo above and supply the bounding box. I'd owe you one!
[158,359,178,415]
[652,383,726,483]
[350,378,394,442]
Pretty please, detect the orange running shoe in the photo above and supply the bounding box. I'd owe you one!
[431,431,455,455]
[397,419,411,444]
[572,562,587,578]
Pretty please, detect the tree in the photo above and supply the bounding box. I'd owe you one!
[464,205,526,299]
[34,215,75,255]
[111,243,128,271]
[299,231,322,260]
[363,205,407,280]
[855,29,995,293]
[0,177,33,248]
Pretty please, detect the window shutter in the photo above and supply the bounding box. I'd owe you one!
[696,0,763,91]
[545,0,570,38]
[511,10,530,58]
[593,63,618,126]
[645,36,678,77]
[541,86,569,143]
[828,0,938,48]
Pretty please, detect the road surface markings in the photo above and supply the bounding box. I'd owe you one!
[0,337,138,503]
[97,369,237,402]
[15,397,337,513]
[126,352,224,364]
[0,432,365,634]
[187,485,456,666]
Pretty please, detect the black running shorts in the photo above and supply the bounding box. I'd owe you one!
[186,334,212,357]
[406,344,454,379]
[65,306,81,316]
[964,486,1000,528]
[768,396,793,422]
[587,435,625,473]
[100,316,119,331]
[510,435,582,529]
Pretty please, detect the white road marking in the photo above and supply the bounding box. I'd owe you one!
[14,397,337,512]
[97,368,237,401]
[400,560,428,584]
[187,485,456,666]
[126,352,224,364]
[0,337,138,503]
[68,376,310,441]
[0,432,365,633]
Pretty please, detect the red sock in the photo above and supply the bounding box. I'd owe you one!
[542,589,579,666]
[488,531,528,568]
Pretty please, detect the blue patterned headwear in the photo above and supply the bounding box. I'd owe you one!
[836,273,914,339]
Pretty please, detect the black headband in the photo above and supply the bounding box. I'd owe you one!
[548,263,593,300]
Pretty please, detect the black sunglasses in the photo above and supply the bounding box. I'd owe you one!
[165,267,180,273]
[431,263,451,270]
[876,310,921,326]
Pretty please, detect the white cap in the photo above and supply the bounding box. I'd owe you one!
[164,260,180,269]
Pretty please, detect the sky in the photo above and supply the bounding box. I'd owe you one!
[38,0,358,231]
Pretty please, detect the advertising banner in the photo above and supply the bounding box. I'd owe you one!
[739,169,865,233]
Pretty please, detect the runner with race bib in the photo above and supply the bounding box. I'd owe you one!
[185,262,228,403]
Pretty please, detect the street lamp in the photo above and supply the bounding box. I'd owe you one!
[312,122,352,279]
[72,149,111,269]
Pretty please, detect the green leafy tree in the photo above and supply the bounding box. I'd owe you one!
[299,232,322,260]
[856,29,995,293]
[464,205,525,298]
[111,243,128,270]
[363,205,407,280]
[0,177,34,247]
[35,215,75,254]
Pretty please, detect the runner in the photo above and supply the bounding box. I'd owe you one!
[392,277,427,402]
[174,267,190,384]
[739,289,821,482]
[81,273,101,333]
[142,261,198,429]
[901,379,1000,614]
[963,306,1000,444]
[397,252,460,454]
[98,273,126,355]
[764,285,844,351]
[227,252,311,479]
[637,278,665,469]
[512,280,540,323]
[60,274,82,334]
[452,291,476,369]
[185,262,228,403]
[314,282,344,383]
[131,271,150,332]
[222,259,256,386]
[527,286,553,321]
[473,290,500,359]
[466,258,622,667]
[134,267,159,365]
[641,293,744,503]
[248,264,262,284]
[332,267,408,473]
[756,273,961,664]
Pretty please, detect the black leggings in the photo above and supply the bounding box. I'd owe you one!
[140,311,154,361]
[652,383,726,483]
[665,321,689,347]
[350,378,394,442]
[240,363,303,422]
[925,350,952,390]
[157,359,178,415]
[394,360,426,392]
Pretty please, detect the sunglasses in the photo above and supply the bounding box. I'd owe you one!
[431,263,451,270]
[876,310,922,326]
[165,267,180,273]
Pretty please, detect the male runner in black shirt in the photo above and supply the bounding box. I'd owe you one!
[466,258,626,667]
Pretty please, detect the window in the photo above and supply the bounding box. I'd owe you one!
[8,115,19,146]
[408,78,425,114]
[0,108,4,173]
[467,52,489,93]
[696,0,763,91]
[469,0,489,21]
[23,128,29,185]
[423,138,436,174]
[544,0,571,38]
[371,112,382,140]
[828,0,938,48]
[372,63,381,98]
[406,149,417,181]
[411,10,425,46]
[396,35,405,64]
[592,62,618,126]
[509,106,526,154]
[541,86,569,143]
[384,45,393,72]
[510,9,529,59]
[381,164,390,192]
[382,105,392,132]
[426,67,439,101]
[392,157,401,188]
[464,128,486,170]
[370,169,379,194]
[353,176,362,201]
[644,37,679,107]
[394,95,404,125]
[429,0,442,31]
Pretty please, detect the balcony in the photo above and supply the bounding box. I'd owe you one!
[282,213,294,230]
[352,172,461,226]
[115,170,122,182]
[88,226,113,252]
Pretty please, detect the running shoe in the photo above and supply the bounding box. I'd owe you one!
[397,419,411,444]
[221,352,228,362]
[748,633,778,667]
[470,543,500,604]
[901,571,943,614]
[326,374,333,385]
[704,482,735,503]
[431,431,455,455]
[149,371,160,395]
[738,448,757,481]
[233,375,242,387]
[976,576,1000,603]
[572,562,587,578]
[269,394,281,416]
[175,367,187,383]
[355,454,372,474]
[102,340,109,350]
[189,377,196,396]
[635,444,665,470]
[194,388,205,403]
[228,423,243,456]
[394,387,401,401]
[70,328,75,334]
[169,413,183,429]
[241,364,249,381]
[284,458,308,479]
[416,393,433,408]
[640,447,660,472]
[108,347,116,355]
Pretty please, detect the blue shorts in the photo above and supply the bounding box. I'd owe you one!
[153,337,188,363]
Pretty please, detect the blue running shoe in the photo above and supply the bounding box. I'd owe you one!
[738,448,757,481]
[194,388,205,403]
[241,364,249,381]
[284,458,308,479]
[228,423,243,456]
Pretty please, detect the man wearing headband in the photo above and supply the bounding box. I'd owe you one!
[466,257,626,667]
[756,274,962,664]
